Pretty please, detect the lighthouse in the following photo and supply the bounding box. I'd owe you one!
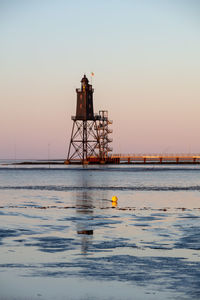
[65,75,113,164]
[66,75,100,164]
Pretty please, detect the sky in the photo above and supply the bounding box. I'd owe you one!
[0,0,200,159]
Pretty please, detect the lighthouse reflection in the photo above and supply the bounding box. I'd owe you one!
[76,189,94,254]
[74,168,94,254]
[74,167,109,254]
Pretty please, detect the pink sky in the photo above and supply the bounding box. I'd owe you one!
[1,1,200,159]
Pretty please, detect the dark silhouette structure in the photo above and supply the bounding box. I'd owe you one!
[76,75,94,120]
[66,75,100,164]
[66,75,114,164]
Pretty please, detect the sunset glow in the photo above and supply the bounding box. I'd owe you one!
[1,0,200,158]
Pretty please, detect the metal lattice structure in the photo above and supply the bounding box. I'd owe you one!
[67,118,100,163]
[97,110,113,160]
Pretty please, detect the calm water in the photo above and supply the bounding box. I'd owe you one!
[0,163,200,299]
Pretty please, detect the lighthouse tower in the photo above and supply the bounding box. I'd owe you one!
[66,75,100,164]
[76,75,94,120]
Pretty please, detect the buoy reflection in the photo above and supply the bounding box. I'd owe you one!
[112,201,118,208]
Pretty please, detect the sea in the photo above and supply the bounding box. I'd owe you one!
[0,161,200,300]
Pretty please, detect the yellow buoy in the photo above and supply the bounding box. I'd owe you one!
[112,196,118,208]
[112,196,118,202]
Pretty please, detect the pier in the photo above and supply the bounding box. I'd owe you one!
[110,154,200,164]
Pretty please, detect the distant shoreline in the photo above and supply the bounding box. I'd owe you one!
[7,161,200,165]
[13,161,65,165]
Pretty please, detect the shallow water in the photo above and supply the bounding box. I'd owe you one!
[0,164,200,299]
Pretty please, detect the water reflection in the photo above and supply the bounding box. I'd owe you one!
[72,167,113,253]
[74,166,111,254]
[112,201,118,208]
[74,170,94,254]
[76,190,94,254]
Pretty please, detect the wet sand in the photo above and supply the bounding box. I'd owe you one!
[0,165,200,299]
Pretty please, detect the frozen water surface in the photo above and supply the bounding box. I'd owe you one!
[0,163,200,299]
